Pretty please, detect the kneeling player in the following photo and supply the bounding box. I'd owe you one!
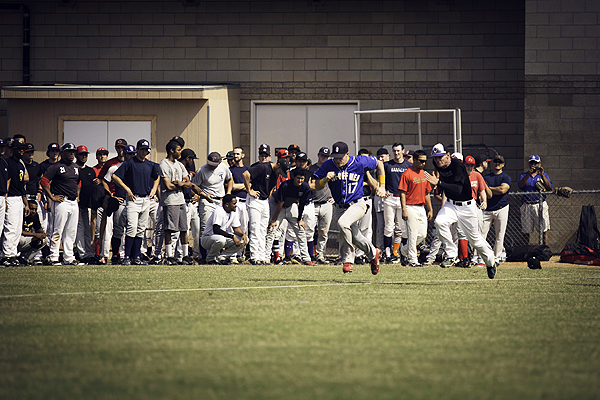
[18,200,49,264]
[200,194,247,264]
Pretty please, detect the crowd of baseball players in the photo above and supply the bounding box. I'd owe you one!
[0,133,552,279]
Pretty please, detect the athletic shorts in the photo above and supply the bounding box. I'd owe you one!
[163,204,188,232]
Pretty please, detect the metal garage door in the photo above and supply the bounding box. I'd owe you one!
[251,101,359,164]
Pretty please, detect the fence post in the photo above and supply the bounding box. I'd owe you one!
[538,190,544,245]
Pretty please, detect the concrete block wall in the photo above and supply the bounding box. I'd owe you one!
[525,0,600,189]
[0,0,525,181]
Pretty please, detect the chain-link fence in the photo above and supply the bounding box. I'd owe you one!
[324,190,600,259]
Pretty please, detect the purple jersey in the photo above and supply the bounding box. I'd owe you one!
[313,155,378,205]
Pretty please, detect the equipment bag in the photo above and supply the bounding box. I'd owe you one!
[576,205,600,251]
[506,245,553,262]
[559,243,600,266]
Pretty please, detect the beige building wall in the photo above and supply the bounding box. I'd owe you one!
[2,85,239,163]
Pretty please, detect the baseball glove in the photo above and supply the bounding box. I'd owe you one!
[556,186,573,198]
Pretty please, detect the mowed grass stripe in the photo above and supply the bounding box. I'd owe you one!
[0,276,555,299]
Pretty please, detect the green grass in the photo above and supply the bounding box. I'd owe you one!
[1,263,599,400]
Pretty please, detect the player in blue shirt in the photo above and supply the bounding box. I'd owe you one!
[266,168,317,266]
[112,139,160,265]
[313,141,386,274]
[382,142,412,262]
[518,154,553,246]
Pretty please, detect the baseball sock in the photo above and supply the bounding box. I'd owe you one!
[199,245,207,260]
[124,236,134,259]
[383,236,393,257]
[165,241,174,258]
[393,243,401,257]
[132,237,143,260]
[181,243,189,257]
[307,241,314,258]
[285,240,293,258]
[111,238,121,258]
[458,239,469,260]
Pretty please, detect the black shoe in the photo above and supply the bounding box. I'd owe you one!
[487,262,498,279]
[390,255,400,264]
[164,257,179,266]
[181,256,195,265]
[2,258,15,267]
[408,262,423,267]
[133,257,148,265]
[111,256,120,265]
[455,258,471,268]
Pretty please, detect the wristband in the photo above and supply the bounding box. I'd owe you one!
[378,175,386,184]
[319,178,328,187]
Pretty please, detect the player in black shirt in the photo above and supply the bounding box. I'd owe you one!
[75,146,98,263]
[3,142,30,266]
[17,200,48,265]
[424,143,497,279]
[41,143,82,265]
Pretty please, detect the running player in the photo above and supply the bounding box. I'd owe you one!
[41,143,81,265]
[313,141,385,274]
[424,143,498,279]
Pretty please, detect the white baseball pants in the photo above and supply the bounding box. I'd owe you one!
[400,205,428,264]
[434,200,495,267]
[247,196,270,262]
[334,198,376,264]
[3,197,23,258]
[50,199,79,263]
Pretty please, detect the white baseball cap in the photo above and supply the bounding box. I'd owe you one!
[451,152,463,161]
[431,143,446,157]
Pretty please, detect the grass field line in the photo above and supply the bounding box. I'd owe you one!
[0,277,555,299]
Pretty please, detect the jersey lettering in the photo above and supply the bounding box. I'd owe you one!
[59,166,66,174]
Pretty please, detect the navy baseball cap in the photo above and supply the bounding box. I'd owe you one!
[287,144,301,153]
[225,151,235,160]
[23,143,35,152]
[170,136,185,148]
[124,144,136,154]
[376,148,389,156]
[136,139,150,150]
[258,143,270,156]
[331,141,349,157]
[114,138,127,147]
[474,154,491,165]
[61,143,77,152]
[296,152,308,161]
[181,149,197,159]
[47,142,60,151]
[318,147,330,156]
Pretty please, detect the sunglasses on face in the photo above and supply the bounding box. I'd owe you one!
[416,158,427,163]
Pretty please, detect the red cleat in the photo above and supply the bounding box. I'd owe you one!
[370,248,382,275]
[303,260,318,266]
[342,262,353,273]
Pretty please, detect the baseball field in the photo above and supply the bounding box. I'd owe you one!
[1,259,599,399]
